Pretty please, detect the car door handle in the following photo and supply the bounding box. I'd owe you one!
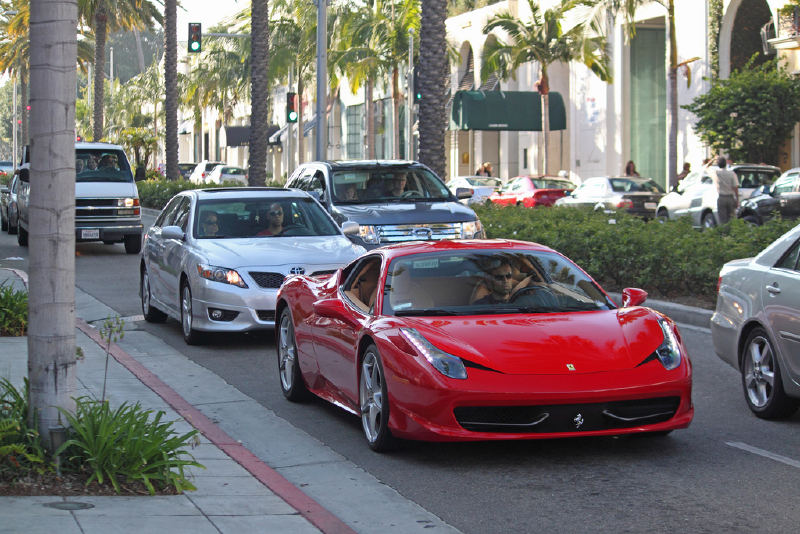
[766,284,781,295]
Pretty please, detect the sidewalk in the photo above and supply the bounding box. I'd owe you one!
[0,268,460,534]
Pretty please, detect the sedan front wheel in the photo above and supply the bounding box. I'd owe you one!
[741,327,798,419]
[180,282,203,345]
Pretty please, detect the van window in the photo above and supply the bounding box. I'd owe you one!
[76,148,133,183]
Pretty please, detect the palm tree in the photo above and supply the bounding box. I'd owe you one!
[78,0,161,142]
[249,0,270,186]
[418,0,448,178]
[164,0,177,180]
[27,0,78,449]
[482,0,610,174]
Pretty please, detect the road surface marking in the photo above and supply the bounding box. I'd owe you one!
[726,441,800,469]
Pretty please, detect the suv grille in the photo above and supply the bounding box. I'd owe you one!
[76,198,138,219]
[249,272,285,288]
[378,223,461,243]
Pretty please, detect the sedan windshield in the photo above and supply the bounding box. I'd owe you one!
[332,167,452,203]
[383,250,615,316]
[194,196,342,239]
[609,178,665,194]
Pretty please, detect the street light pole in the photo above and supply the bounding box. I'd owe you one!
[407,28,414,161]
[12,79,17,169]
[314,0,327,160]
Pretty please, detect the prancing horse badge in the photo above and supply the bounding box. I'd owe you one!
[566,363,576,371]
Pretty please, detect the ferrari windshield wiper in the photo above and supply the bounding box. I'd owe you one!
[395,308,464,316]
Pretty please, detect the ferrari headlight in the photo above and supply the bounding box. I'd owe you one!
[400,328,467,379]
[358,225,381,244]
[197,264,248,288]
[654,317,682,370]
[461,220,483,239]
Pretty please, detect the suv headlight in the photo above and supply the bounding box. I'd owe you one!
[358,225,381,244]
[461,220,483,239]
[400,328,467,379]
[197,264,248,288]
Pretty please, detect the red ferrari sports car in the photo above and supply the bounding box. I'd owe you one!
[275,240,693,451]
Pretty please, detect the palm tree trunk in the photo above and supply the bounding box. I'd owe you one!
[93,8,108,141]
[133,28,146,73]
[164,0,178,180]
[418,0,448,178]
[21,77,29,145]
[667,0,678,190]
[366,81,375,159]
[392,66,400,159]
[28,0,78,450]
[248,0,270,186]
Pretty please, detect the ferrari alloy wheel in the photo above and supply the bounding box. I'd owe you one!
[140,268,167,323]
[360,345,394,452]
[741,328,798,419]
[180,282,203,345]
[277,308,309,401]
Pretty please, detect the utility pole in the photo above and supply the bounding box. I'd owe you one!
[314,0,327,160]
[406,28,414,161]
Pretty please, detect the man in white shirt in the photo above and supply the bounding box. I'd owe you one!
[710,156,739,224]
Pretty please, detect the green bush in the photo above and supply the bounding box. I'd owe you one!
[0,378,47,476]
[474,204,797,301]
[137,178,267,210]
[57,397,203,495]
[0,282,27,336]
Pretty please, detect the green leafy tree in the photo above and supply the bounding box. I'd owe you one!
[483,0,609,174]
[683,59,800,165]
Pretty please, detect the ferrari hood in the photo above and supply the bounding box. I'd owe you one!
[402,308,665,375]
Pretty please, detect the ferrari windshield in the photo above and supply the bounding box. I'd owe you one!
[383,250,615,316]
[331,167,452,203]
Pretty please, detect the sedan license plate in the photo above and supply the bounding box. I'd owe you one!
[644,202,657,210]
[81,229,100,239]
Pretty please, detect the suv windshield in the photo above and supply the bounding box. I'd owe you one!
[76,149,133,183]
[383,250,614,316]
[331,167,452,203]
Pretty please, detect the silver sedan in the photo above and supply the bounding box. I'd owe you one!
[711,223,800,418]
[140,188,365,344]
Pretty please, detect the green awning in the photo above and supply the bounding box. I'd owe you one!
[449,90,566,131]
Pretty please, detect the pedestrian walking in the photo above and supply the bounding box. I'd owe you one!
[710,156,738,224]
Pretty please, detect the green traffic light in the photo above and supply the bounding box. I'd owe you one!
[288,111,298,122]
[190,41,200,51]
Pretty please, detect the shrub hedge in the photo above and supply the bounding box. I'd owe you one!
[137,177,285,210]
[473,204,797,301]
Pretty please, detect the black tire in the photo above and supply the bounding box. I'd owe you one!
[742,215,761,226]
[1,214,7,231]
[140,268,167,323]
[656,209,669,222]
[701,211,716,229]
[124,234,142,254]
[276,307,310,401]
[740,328,798,419]
[180,282,203,345]
[17,225,28,247]
[359,345,395,452]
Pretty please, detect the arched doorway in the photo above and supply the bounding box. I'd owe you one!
[720,0,774,78]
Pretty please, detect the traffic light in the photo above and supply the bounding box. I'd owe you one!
[286,92,298,123]
[412,65,421,102]
[188,23,202,53]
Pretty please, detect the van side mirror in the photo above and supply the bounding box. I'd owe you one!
[18,169,29,183]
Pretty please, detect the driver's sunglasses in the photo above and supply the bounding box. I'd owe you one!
[268,210,283,216]
[492,273,513,280]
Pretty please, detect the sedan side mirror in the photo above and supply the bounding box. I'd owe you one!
[161,225,185,241]
[455,187,474,200]
[622,287,648,307]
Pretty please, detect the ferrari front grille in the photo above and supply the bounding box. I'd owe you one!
[454,397,680,433]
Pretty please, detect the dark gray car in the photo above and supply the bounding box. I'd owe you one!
[286,161,484,249]
[737,168,800,225]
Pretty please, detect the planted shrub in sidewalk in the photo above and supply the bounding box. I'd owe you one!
[0,378,47,476]
[0,281,27,336]
[57,398,203,495]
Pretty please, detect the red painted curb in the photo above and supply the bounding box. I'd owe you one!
[76,318,356,534]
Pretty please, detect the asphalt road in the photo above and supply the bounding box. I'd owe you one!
[3,217,800,533]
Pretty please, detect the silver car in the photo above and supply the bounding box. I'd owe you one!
[140,188,366,344]
[711,223,800,418]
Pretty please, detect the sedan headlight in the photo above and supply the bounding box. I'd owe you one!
[358,225,381,244]
[197,264,248,288]
[461,220,483,239]
[400,328,467,379]
[653,317,682,370]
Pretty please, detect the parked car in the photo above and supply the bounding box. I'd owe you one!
[0,160,13,178]
[554,176,665,219]
[140,187,366,344]
[206,165,248,185]
[711,223,800,419]
[275,239,693,451]
[0,174,20,234]
[285,160,484,249]
[489,175,574,208]
[178,162,197,180]
[656,164,781,227]
[16,142,144,253]
[188,160,225,184]
[446,175,502,205]
[737,167,800,225]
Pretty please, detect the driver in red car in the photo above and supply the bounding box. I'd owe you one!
[473,258,515,304]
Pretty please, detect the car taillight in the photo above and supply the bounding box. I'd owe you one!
[616,199,633,209]
[717,276,722,293]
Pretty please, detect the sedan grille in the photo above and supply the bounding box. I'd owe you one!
[454,397,680,433]
[378,223,461,244]
[249,272,285,289]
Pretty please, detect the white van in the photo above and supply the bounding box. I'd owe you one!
[16,142,144,253]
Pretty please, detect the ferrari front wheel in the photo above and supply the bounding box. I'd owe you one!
[359,345,395,452]
[277,308,309,401]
